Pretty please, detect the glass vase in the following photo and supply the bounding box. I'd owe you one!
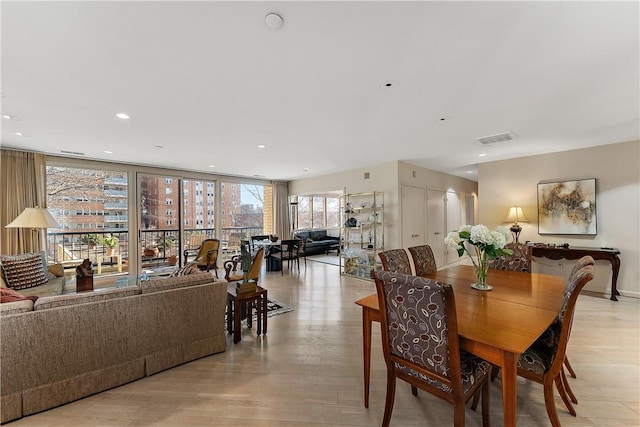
[472,249,492,290]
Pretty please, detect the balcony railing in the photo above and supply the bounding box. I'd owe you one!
[47,226,266,275]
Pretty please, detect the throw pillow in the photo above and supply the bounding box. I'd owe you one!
[169,263,195,277]
[0,253,48,290]
[47,263,65,277]
[1,287,38,303]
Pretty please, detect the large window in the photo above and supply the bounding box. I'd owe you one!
[220,182,273,242]
[46,166,130,271]
[292,194,340,230]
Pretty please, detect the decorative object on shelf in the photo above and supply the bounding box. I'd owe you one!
[537,178,597,235]
[344,217,357,227]
[445,225,512,291]
[75,259,94,292]
[504,206,529,243]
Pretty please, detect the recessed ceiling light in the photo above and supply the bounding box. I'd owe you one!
[208,165,215,168]
[303,168,310,172]
[466,171,473,174]
[257,144,266,149]
[379,80,399,89]
[13,132,24,136]
[265,13,284,29]
[479,153,487,157]
[2,114,21,121]
[115,113,130,120]
[104,150,113,154]
[154,145,163,149]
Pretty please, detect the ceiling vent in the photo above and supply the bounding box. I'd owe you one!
[60,150,85,156]
[475,132,515,145]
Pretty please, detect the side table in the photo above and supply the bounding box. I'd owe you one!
[226,282,268,344]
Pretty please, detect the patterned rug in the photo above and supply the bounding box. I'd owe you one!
[262,298,294,318]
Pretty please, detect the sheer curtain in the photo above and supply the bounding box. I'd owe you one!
[272,181,290,239]
[1,149,47,254]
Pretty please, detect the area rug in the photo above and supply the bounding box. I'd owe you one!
[262,298,294,318]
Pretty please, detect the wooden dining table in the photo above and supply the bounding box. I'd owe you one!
[355,265,565,427]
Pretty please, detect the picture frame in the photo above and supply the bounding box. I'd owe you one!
[537,178,597,235]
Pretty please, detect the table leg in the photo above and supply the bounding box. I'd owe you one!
[611,255,621,301]
[226,297,233,335]
[247,300,253,329]
[362,307,373,408]
[257,296,262,336]
[501,351,518,427]
[233,299,242,344]
[262,291,268,335]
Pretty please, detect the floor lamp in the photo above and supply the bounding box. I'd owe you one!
[5,207,61,253]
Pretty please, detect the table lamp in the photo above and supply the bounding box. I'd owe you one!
[505,206,528,243]
[5,207,61,251]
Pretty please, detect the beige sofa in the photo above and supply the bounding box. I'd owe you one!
[0,273,227,424]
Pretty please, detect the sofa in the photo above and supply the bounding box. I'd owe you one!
[293,228,340,255]
[0,272,227,424]
[0,252,66,297]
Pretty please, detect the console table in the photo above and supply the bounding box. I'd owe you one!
[531,245,621,301]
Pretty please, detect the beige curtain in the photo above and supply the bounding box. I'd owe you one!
[272,181,291,239]
[1,149,47,254]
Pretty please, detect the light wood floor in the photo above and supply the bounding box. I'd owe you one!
[10,259,640,426]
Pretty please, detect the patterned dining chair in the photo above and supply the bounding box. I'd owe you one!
[515,263,594,427]
[488,242,532,272]
[378,249,412,275]
[374,271,491,427]
[407,245,437,276]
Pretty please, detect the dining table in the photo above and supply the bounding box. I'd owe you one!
[355,264,565,427]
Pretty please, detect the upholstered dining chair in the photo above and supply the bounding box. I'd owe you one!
[224,247,265,284]
[407,245,437,276]
[270,239,300,275]
[374,271,491,427]
[378,249,412,275]
[473,262,594,427]
[488,242,532,272]
[191,238,221,278]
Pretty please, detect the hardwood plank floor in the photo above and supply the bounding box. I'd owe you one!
[9,259,639,426]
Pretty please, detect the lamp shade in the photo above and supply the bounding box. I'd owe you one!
[6,207,61,229]
[505,206,528,223]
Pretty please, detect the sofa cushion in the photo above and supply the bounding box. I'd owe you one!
[47,263,65,278]
[294,230,311,240]
[0,299,34,315]
[34,286,141,310]
[168,263,200,277]
[310,229,327,240]
[0,253,48,290]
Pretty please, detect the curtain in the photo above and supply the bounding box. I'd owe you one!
[1,149,47,254]
[272,181,291,239]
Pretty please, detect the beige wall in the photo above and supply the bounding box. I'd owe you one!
[289,161,478,252]
[478,140,640,298]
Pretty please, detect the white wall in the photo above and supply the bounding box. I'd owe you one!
[478,140,640,298]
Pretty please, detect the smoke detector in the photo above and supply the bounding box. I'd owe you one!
[475,132,515,145]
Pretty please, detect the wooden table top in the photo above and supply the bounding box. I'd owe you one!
[356,265,565,355]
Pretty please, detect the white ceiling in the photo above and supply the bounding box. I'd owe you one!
[2,1,638,182]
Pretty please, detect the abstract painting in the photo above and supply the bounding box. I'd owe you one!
[537,178,597,235]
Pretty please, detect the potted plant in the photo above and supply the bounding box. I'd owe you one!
[81,233,100,249]
[101,234,119,256]
[159,236,178,266]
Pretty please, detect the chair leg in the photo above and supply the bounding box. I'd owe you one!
[544,377,562,427]
[561,366,578,404]
[382,372,396,427]
[470,386,480,411]
[555,372,577,416]
[564,356,577,378]
[411,385,418,396]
